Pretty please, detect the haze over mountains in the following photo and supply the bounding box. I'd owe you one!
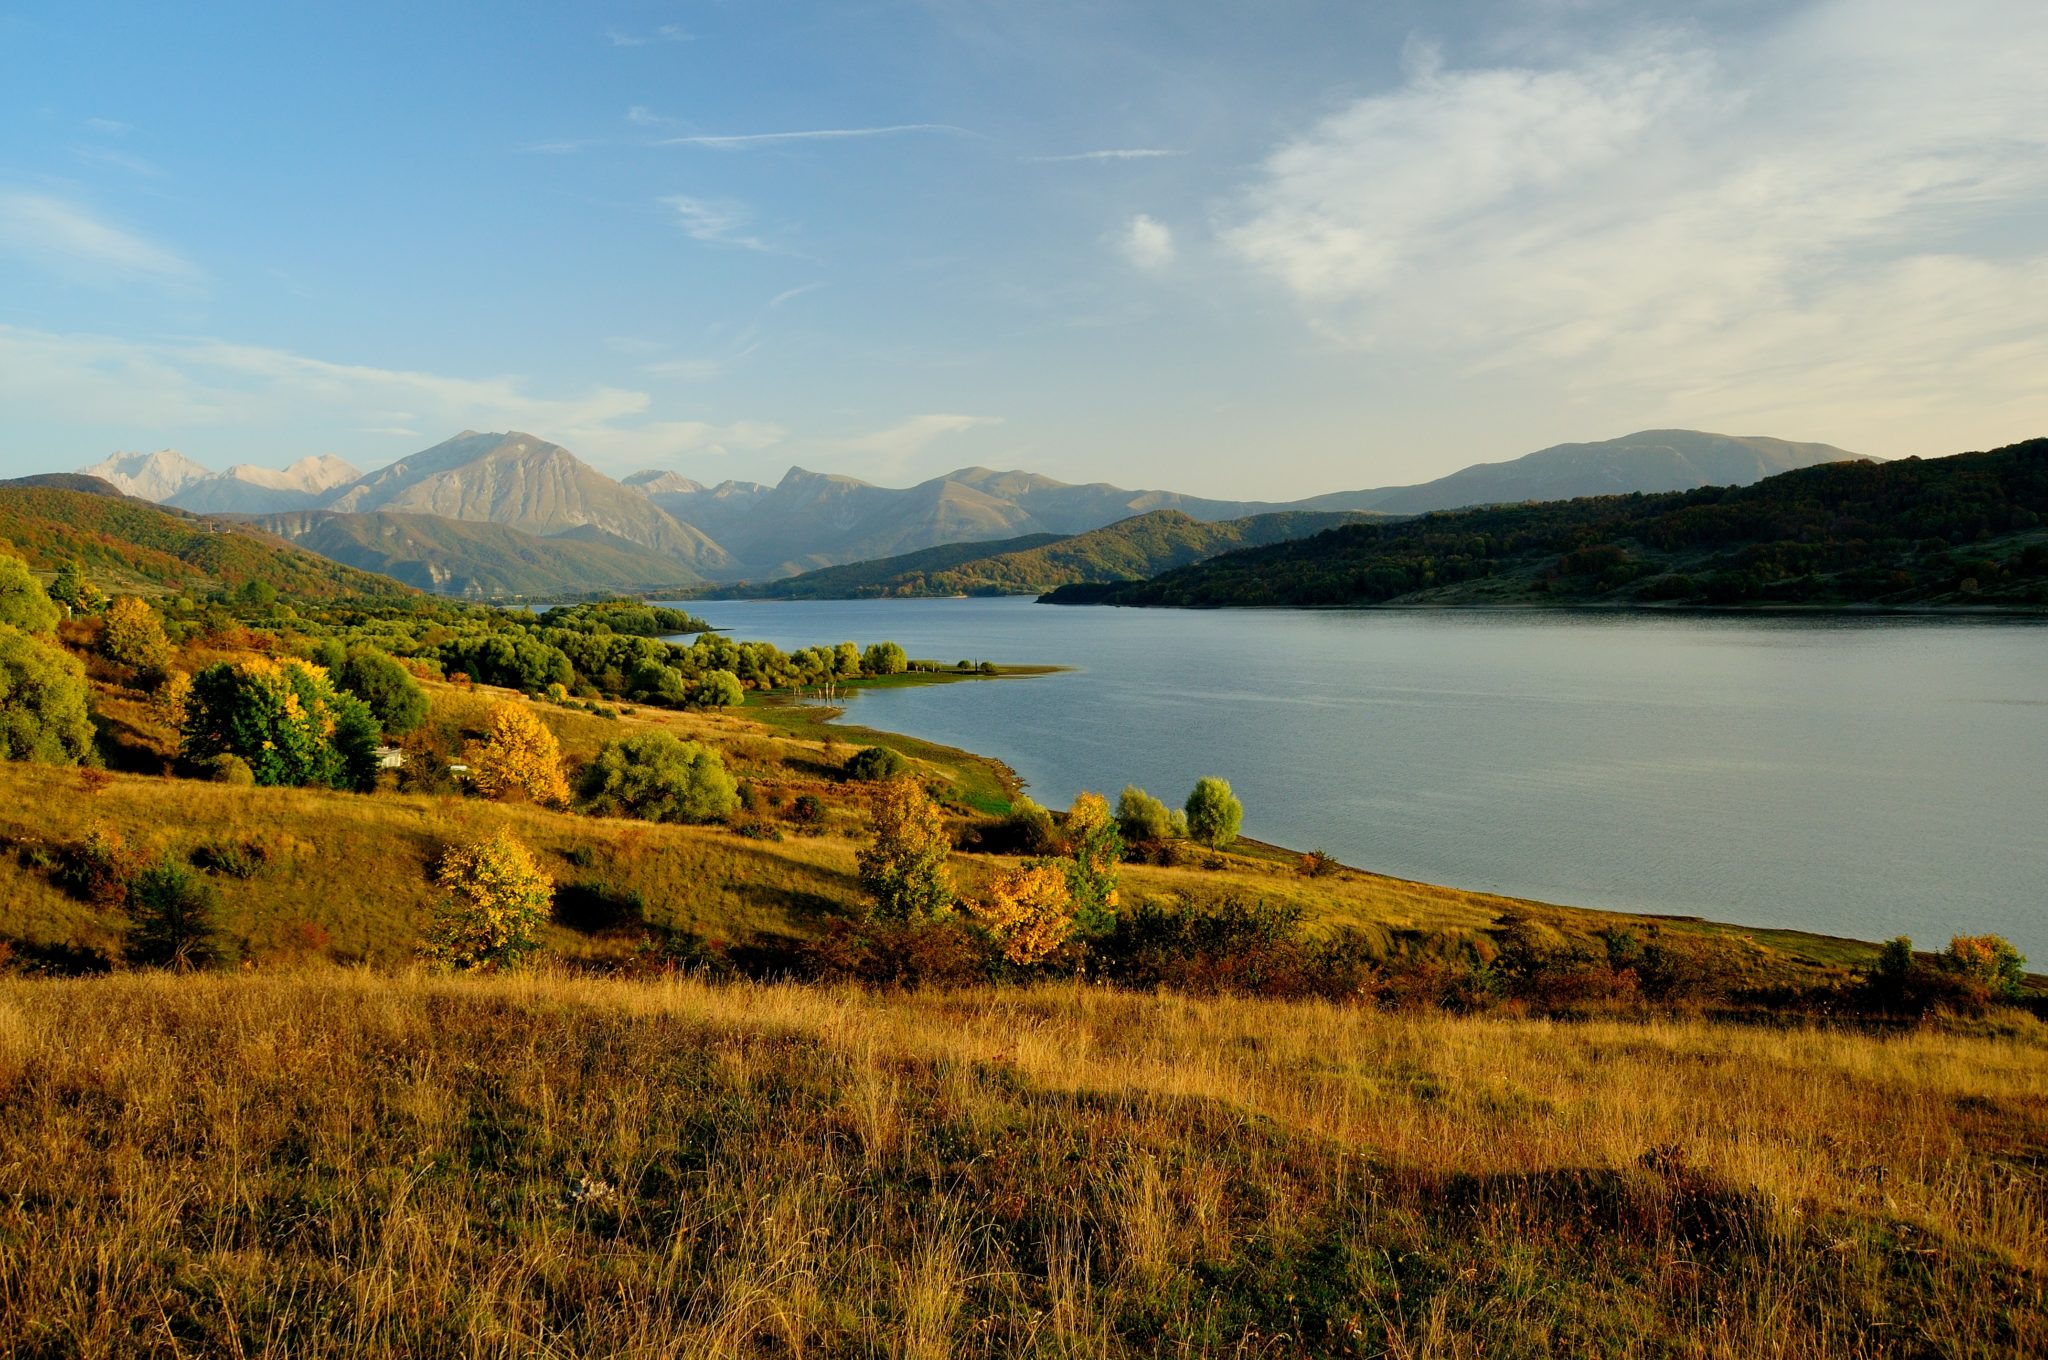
[71,428,1863,596]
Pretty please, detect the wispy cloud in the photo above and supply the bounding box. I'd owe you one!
[1118,214,1176,270]
[661,195,774,251]
[826,413,1002,475]
[70,145,164,177]
[1220,0,2048,453]
[604,24,689,47]
[517,138,597,155]
[768,282,826,309]
[1024,148,1185,163]
[0,192,198,286]
[651,123,974,149]
[82,117,131,135]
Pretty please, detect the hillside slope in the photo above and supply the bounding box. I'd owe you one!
[0,485,409,599]
[1048,438,2048,610]
[245,509,708,597]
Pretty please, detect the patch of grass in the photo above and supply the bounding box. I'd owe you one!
[0,971,2039,1355]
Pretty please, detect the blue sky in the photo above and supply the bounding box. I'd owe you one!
[1,0,2043,498]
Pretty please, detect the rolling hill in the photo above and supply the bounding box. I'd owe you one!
[1046,438,2048,611]
[0,483,410,599]
[711,509,1376,598]
[242,509,710,598]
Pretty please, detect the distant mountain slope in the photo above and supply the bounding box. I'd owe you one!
[245,509,706,598]
[1297,430,1864,515]
[78,449,215,502]
[0,486,408,599]
[320,431,732,573]
[715,509,1377,599]
[166,454,361,513]
[1046,438,2048,611]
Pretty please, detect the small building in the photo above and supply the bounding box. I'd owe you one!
[373,745,405,770]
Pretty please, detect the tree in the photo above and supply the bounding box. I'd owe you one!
[336,646,428,735]
[182,657,379,791]
[968,861,1074,965]
[0,556,60,637]
[124,857,225,971]
[424,828,553,970]
[1115,785,1177,844]
[629,659,691,705]
[1062,791,1121,926]
[1185,776,1243,849]
[0,624,98,766]
[862,641,908,676]
[152,669,194,728]
[844,745,909,782]
[834,641,862,677]
[99,596,173,679]
[580,731,739,823]
[856,777,954,920]
[692,668,745,708]
[466,701,571,808]
[1941,934,2028,1001]
[48,560,106,616]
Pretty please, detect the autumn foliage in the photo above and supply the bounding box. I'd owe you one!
[967,861,1075,965]
[466,701,571,809]
[855,777,954,921]
[425,828,554,970]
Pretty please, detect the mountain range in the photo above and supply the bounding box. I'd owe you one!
[71,428,1863,596]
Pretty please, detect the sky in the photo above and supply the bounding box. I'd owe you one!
[0,0,2043,500]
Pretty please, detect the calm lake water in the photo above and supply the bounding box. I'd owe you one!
[676,598,2048,956]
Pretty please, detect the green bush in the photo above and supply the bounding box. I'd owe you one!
[1114,785,1177,844]
[1184,776,1244,849]
[843,746,909,782]
[336,647,428,735]
[124,858,226,971]
[580,731,740,823]
[0,624,97,766]
[0,556,60,637]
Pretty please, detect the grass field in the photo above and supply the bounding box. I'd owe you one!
[0,969,2040,1357]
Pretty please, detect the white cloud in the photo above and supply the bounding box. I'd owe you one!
[650,123,974,149]
[661,195,773,251]
[605,24,690,47]
[1219,0,2048,453]
[768,282,826,309]
[83,117,130,135]
[1119,214,1176,270]
[0,192,198,285]
[1025,148,1185,163]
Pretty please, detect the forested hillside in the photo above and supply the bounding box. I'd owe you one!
[1047,438,2048,610]
[715,509,1373,599]
[0,485,408,600]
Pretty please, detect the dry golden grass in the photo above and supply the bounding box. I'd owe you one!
[0,970,2040,1357]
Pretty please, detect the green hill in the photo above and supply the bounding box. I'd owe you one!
[711,509,1376,599]
[0,484,409,600]
[1047,438,2048,610]
[243,509,708,598]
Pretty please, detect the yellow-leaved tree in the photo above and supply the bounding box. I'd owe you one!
[425,828,553,970]
[1062,790,1122,927]
[855,776,955,920]
[466,701,570,808]
[968,861,1075,965]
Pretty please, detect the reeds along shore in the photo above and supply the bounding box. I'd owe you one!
[1,968,2041,1357]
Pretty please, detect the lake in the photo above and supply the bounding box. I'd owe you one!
[675,598,2048,956]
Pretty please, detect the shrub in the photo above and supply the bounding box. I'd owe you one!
[967,861,1075,966]
[151,670,193,727]
[1184,776,1243,849]
[1114,785,1176,845]
[843,745,909,782]
[788,794,824,827]
[1941,934,2028,1001]
[425,828,553,970]
[692,669,744,708]
[1062,791,1121,928]
[1092,897,1377,1001]
[985,796,1057,855]
[56,823,140,905]
[1298,849,1338,878]
[0,624,98,766]
[191,839,267,879]
[208,754,256,786]
[466,702,571,808]
[856,777,954,921]
[99,596,173,679]
[802,917,986,988]
[182,657,378,791]
[579,731,739,823]
[553,881,647,934]
[336,647,429,735]
[124,858,225,971]
[0,556,59,637]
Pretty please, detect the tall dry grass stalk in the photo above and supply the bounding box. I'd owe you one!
[0,969,2039,1357]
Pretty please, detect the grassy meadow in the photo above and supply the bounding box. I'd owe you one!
[1,969,2041,1357]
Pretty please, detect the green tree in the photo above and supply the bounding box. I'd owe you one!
[48,560,106,616]
[861,641,908,676]
[182,657,379,791]
[1184,776,1243,849]
[857,777,955,920]
[1114,785,1177,844]
[1062,791,1122,927]
[580,731,739,823]
[335,646,428,735]
[0,624,97,766]
[692,668,745,708]
[844,745,909,782]
[124,857,226,971]
[424,828,553,970]
[0,556,60,637]
[834,641,863,676]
